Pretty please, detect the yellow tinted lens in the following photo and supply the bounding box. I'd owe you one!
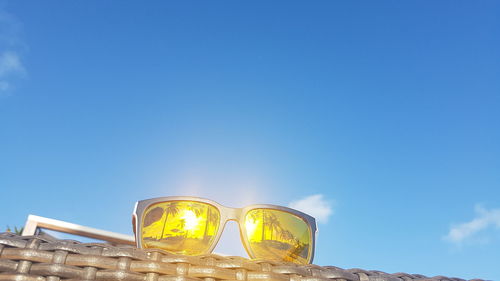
[141,201,220,255]
[244,209,312,264]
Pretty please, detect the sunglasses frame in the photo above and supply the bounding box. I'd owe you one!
[132,196,317,264]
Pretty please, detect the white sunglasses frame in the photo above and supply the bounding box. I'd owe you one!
[132,196,317,264]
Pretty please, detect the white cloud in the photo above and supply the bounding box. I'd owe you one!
[288,194,333,224]
[0,51,24,93]
[0,9,26,94]
[0,51,24,76]
[444,205,500,244]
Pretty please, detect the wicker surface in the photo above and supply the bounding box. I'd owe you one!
[0,233,483,281]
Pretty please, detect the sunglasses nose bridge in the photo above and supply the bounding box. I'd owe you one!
[222,206,242,221]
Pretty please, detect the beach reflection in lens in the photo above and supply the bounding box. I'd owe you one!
[141,201,220,255]
[244,209,312,264]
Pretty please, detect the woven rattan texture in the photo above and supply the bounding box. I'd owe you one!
[0,233,483,281]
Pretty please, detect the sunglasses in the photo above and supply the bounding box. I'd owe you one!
[132,196,317,264]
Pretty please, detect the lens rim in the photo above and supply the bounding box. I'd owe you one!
[134,197,226,255]
[133,196,317,264]
[238,206,315,264]
[137,200,222,255]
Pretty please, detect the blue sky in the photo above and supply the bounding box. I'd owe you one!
[0,1,499,280]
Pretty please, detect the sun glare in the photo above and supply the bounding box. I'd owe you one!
[181,210,200,230]
[245,217,259,238]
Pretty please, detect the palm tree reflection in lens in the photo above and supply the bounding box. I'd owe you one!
[141,201,220,255]
[244,209,311,264]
